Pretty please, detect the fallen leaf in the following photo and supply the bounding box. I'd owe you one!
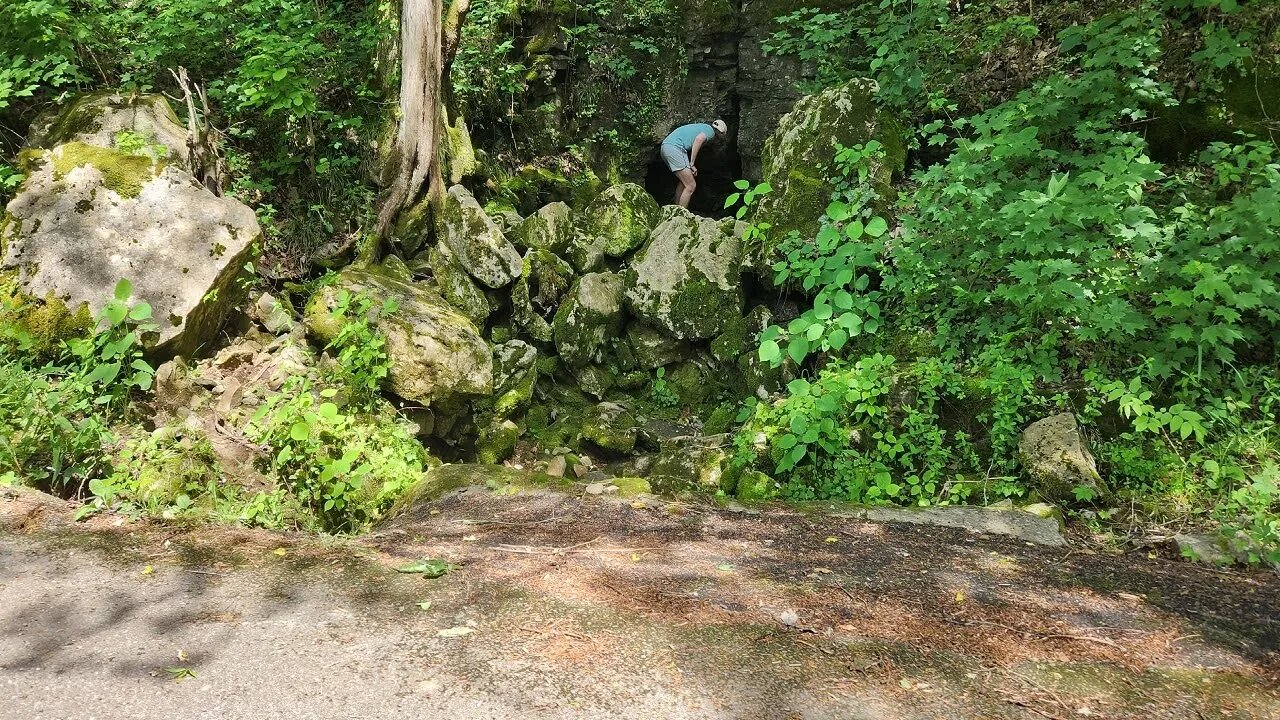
[954,591,965,604]
[899,678,914,690]
[416,601,433,611]
[272,548,287,557]
[824,536,840,543]
[176,650,188,662]
[397,559,454,578]
[716,563,735,572]
[437,626,474,638]
[165,667,197,681]
[631,553,640,562]
[141,565,154,576]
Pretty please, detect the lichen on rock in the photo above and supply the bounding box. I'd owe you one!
[553,271,626,367]
[754,77,906,247]
[2,132,259,358]
[423,241,492,325]
[512,248,575,343]
[436,184,523,289]
[1017,412,1108,505]
[304,262,492,409]
[568,183,661,272]
[624,206,745,340]
[581,401,638,454]
[510,201,575,256]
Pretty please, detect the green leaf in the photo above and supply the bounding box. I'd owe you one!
[114,279,133,302]
[759,340,781,363]
[397,559,455,578]
[865,217,888,238]
[289,422,310,442]
[128,303,152,321]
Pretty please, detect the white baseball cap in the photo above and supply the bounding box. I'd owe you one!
[712,119,728,134]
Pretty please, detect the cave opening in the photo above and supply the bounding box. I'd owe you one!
[643,128,743,218]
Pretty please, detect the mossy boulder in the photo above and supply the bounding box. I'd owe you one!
[386,464,571,524]
[304,263,492,408]
[624,206,745,340]
[625,322,691,371]
[568,183,662,271]
[511,201,575,256]
[1,139,259,358]
[26,91,189,168]
[649,436,732,495]
[424,241,491,325]
[1018,413,1108,506]
[755,77,906,246]
[491,340,539,417]
[475,418,521,464]
[511,249,575,342]
[436,184,523,289]
[581,401,638,454]
[734,470,774,503]
[552,271,626,367]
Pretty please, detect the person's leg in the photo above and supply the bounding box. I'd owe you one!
[673,168,696,208]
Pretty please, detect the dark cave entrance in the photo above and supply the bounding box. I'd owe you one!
[643,132,742,218]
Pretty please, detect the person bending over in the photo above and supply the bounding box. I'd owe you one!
[660,119,727,208]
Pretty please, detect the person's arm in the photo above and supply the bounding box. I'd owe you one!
[689,133,708,171]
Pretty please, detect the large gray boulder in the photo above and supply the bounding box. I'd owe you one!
[567,183,660,272]
[304,262,492,408]
[624,206,745,340]
[510,201,575,256]
[26,91,190,167]
[755,78,905,244]
[423,241,491,326]
[436,184,522,289]
[553,272,626,367]
[2,120,259,357]
[1018,413,1108,505]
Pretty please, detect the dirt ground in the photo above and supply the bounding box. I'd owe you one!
[2,484,1277,720]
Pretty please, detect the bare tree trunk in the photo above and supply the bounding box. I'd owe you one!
[376,0,446,240]
[375,0,472,245]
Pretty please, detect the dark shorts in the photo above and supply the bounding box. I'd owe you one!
[660,143,690,172]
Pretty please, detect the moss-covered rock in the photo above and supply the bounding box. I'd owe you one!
[436,184,523,289]
[552,271,626,367]
[492,340,539,417]
[1017,413,1108,506]
[424,241,491,325]
[624,206,744,340]
[568,183,661,271]
[510,201,575,256]
[734,470,773,503]
[511,248,575,342]
[581,401,638,454]
[475,418,521,464]
[649,436,731,495]
[2,134,259,358]
[386,463,572,523]
[443,114,480,184]
[0,282,94,356]
[49,142,162,199]
[26,91,189,168]
[755,78,906,246]
[711,305,772,364]
[571,363,616,400]
[304,263,492,408]
[625,322,691,371]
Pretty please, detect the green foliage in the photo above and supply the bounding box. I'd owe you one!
[247,378,426,533]
[747,0,1280,560]
[0,280,155,494]
[649,366,679,409]
[325,289,396,407]
[734,355,999,505]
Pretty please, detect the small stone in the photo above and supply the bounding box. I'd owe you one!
[546,455,567,477]
[778,610,799,627]
[585,483,607,496]
[572,464,588,479]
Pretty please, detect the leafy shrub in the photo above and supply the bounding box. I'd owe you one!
[324,289,396,407]
[0,280,155,495]
[247,378,426,533]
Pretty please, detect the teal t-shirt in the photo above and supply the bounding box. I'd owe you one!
[663,123,715,152]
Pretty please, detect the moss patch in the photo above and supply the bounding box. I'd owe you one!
[51,142,162,199]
